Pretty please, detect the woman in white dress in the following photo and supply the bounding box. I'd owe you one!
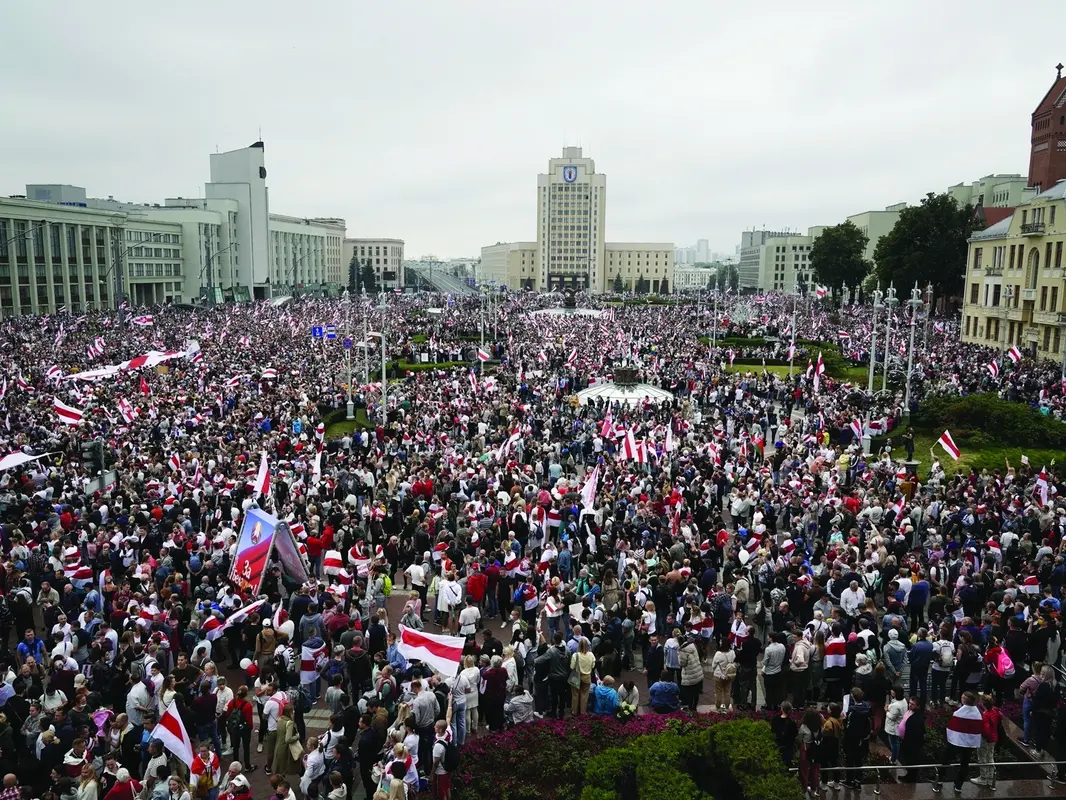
[459,655,482,734]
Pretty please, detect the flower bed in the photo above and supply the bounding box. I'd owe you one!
[451,704,1023,800]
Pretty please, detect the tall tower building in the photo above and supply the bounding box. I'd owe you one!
[1028,62,1066,193]
[536,147,606,291]
[207,141,271,299]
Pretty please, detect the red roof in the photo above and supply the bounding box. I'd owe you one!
[982,207,1015,227]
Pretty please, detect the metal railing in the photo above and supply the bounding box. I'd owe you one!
[790,758,1066,795]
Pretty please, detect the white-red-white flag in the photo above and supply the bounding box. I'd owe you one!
[206,598,267,641]
[1007,346,1022,364]
[252,451,271,497]
[937,430,961,461]
[397,624,464,676]
[987,360,1000,379]
[150,702,194,764]
[476,348,491,362]
[580,466,599,509]
[131,315,154,327]
[54,398,84,426]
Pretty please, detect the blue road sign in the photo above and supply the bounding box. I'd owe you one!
[343,337,353,350]
[311,325,323,339]
[325,325,337,340]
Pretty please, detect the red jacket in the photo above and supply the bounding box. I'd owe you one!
[227,697,254,727]
[466,572,487,602]
[982,706,1002,742]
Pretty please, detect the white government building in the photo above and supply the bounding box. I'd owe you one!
[0,141,350,316]
[481,147,673,292]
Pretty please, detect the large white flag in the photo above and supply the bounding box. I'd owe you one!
[150,702,194,764]
[397,625,463,676]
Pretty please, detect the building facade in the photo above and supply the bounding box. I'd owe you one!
[479,242,537,289]
[674,264,718,291]
[6,142,347,314]
[737,229,793,287]
[1029,64,1066,193]
[603,243,673,292]
[846,204,907,262]
[269,216,345,295]
[536,147,607,292]
[946,175,1035,210]
[960,180,1066,361]
[343,238,405,290]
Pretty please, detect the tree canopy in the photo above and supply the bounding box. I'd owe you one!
[810,220,869,293]
[873,192,973,296]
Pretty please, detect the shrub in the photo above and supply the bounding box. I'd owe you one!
[913,393,1066,449]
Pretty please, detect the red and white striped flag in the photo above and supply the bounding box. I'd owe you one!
[1036,466,1050,507]
[300,642,328,684]
[54,398,84,426]
[1007,346,1022,364]
[849,419,863,440]
[566,349,578,367]
[476,347,491,362]
[168,453,182,473]
[206,598,267,641]
[397,625,464,676]
[469,369,478,393]
[131,315,154,326]
[824,635,847,668]
[937,430,961,461]
[815,286,828,299]
[252,451,271,497]
[986,360,999,379]
[151,701,194,764]
[261,368,278,380]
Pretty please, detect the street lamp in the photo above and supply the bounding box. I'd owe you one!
[1000,285,1015,361]
[903,283,923,413]
[105,224,170,326]
[922,283,933,351]
[867,284,883,395]
[202,243,237,306]
[882,283,898,393]
[788,283,800,378]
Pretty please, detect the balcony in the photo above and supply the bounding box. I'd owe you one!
[1033,311,1063,326]
[1021,222,1046,236]
[1021,288,1038,302]
[982,267,1003,276]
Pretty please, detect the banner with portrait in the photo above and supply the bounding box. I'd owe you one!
[229,508,279,595]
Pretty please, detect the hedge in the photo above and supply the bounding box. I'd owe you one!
[581,720,802,800]
[913,393,1066,450]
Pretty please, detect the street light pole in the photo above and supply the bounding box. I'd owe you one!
[922,282,933,352]
[789,287,798,378]
[882,283,898,393]
[362,288,369,385]
[868,284,883,395]
[1000,284,1014,361]
[903,283,922,414]
[344,291,354,420]
[379,291,387,426]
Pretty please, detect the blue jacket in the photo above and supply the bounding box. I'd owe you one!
[908,639,934,674]
[592,685,620,716]
[648,680,680,711]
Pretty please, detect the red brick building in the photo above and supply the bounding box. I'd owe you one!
[1028,62,1066,193]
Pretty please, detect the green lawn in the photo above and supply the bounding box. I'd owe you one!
[324,407,373,438]
[724,364,796,377]
[886,430,1061,476]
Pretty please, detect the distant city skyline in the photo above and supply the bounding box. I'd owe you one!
[0,2,1059,258]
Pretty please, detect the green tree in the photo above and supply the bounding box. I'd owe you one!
[361,259,377,294]
[809,220,869,294]
[659,277,669,294]
[347,252,360,294]
[873,192,973,296]
[613,273,623,293]
[636,274,646,294]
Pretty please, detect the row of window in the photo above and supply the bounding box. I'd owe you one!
[130,263,181,278]
[964,315,1063,354]
[127,231,180,244]
[975,241,1065,271]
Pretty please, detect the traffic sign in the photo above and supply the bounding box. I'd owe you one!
[325,325,337,340]
[343,337,352,350]
[311,326,323,339]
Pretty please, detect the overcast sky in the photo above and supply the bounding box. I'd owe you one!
[3,2,1063,259]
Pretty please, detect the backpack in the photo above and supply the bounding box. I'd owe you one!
[806,730,823,762]
[227,702,251,738]
[383,575,393,597]
[937,641,954,669]
[513,586,526,605]
[129,656,147,682]
[273,649,289,678]
[437,737,460,773]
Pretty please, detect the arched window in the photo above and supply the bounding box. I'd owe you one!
[1026,248,1041,289]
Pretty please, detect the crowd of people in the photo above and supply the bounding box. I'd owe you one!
[2,288,1066,800]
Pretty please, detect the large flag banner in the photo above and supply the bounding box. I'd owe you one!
[150,702,194,764]
[580,466,599,509]
[228,508,280,595]
[397,625,464,676]
[272,520,311,585]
